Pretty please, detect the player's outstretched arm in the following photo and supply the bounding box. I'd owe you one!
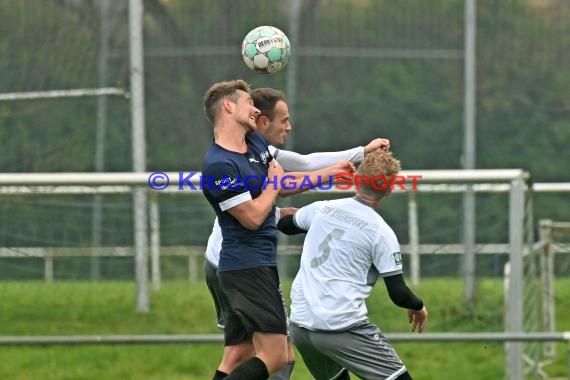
[273,137,390,172]
[275,147,363,171]
[278,160,356,197]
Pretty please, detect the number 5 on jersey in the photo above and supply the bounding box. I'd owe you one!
[311,228,346,268]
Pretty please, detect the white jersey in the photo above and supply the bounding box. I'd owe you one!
[290,197,403,331]
[204,145,365,266]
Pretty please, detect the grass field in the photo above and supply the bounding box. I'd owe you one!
[1,278,569,379]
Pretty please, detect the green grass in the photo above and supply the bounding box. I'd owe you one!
[1,278,569,379]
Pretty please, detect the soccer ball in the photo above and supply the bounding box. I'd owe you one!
[241,26,291,74]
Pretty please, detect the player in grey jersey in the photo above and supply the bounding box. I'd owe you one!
[278,149,428,380]
[205,87,390,380]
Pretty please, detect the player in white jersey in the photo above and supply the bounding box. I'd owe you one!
[204,87,390,380]
[278,149,428,380]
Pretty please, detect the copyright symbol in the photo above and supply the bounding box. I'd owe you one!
[148,172,169,190]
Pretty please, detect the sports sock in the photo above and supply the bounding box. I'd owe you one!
[224,357,269,380]
[268,360,295,380]
[212,369,228,380]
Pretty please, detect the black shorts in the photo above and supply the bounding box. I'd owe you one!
[218,266,288,345]
[204,259,229,329]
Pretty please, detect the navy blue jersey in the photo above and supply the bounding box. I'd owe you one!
[202,132,277,271]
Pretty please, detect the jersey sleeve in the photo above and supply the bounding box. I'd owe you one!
[202,161,251,211]
[274,147,365,171]
[372,227,403,276]
[293,201,323,230]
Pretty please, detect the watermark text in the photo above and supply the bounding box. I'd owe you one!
[147,172,422,191]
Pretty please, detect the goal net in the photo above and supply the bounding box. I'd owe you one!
[0,0,130,173]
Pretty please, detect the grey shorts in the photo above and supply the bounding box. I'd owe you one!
[289,321,407,380]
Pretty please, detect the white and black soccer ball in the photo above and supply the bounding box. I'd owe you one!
[241,26,291,74]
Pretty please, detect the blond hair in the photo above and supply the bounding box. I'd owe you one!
[203,79,251,126]
[357,149,401,199]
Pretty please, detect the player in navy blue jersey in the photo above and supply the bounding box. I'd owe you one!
[202,80,354,380]
[202,129,281,272]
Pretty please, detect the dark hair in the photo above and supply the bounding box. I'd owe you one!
[251,88,287,121]
[203,79,251,126]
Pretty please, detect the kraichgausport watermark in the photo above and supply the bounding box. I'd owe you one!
[148,172,422,191]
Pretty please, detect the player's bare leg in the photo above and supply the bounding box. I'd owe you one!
[253,332,288,375]
[268,338,295,380]
[224,332,287,379]
[217,341,255,374]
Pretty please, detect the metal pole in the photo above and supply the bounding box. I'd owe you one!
[91,0,111,281]
[463,0,477,306]
[507,175,525,380]
[408,192,420,285]
[525,185,541,379]
[1,332,569,346]
[44,248,53,282]
[539,219,556,359]
[189,253,199,282]
[149,195,161,292]
[129,0,149,313]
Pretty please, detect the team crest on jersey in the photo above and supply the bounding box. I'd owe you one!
[259,151,270,165]
[393,251,402,265]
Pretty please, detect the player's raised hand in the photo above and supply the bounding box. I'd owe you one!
[408,306,428,333]
[364,138,391,154]
[334,159,357,175]
[268,159,284,186]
